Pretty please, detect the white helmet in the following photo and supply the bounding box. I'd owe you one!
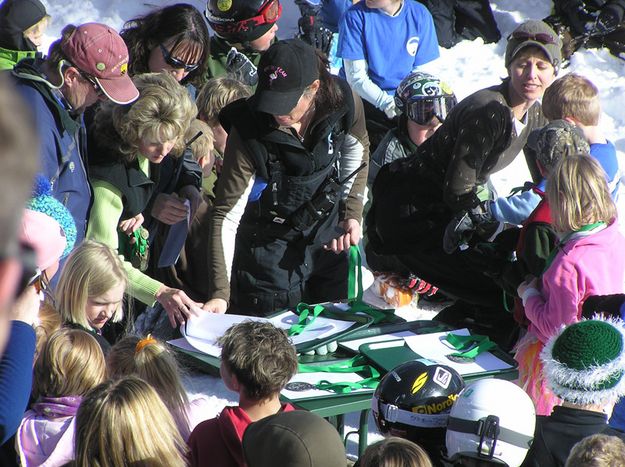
[445,379,536,467]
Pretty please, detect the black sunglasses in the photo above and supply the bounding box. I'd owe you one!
[159,44,200,73]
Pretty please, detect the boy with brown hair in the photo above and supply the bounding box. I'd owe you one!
[187,321,298,467]
[542,73,620,197]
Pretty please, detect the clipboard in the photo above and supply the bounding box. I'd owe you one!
[359,337,518,381]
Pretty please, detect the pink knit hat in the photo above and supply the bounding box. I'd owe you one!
[20,209,67,272]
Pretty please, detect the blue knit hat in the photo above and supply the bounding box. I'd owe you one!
[26,175,76,258]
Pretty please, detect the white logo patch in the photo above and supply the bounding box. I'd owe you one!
[406,37,420,56]
[433,367,452,389]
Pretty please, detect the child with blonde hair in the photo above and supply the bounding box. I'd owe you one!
[56,241,128,354]
[106,335,211,441]
[542,73,620,197]
[360,437,433,467]
[196,77,252,161]
[73,376,187,467]
[516,154,625,415]
[17,328,106,466]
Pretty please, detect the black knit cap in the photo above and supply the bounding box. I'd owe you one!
[251,39,319,116]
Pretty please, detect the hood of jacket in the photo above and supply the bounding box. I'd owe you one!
[0,0,47,51]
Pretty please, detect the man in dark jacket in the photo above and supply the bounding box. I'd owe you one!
[12,23,138,268]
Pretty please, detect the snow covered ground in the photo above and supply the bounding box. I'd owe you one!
[37,0,625,458]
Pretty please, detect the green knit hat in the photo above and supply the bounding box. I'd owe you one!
[541,317,625,405]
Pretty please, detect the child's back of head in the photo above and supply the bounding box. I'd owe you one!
[530,119,590,175]
[566,434,625,467]
[360,437,433,467]
[196,77,252,125]
[219,321,297,401]
[542,73,601,126]
[107,335,192,439]
[33,327,105,401]
[547,153,616,233]
[73,376,187,467]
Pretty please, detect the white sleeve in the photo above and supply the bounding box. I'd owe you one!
[343,58,394,112]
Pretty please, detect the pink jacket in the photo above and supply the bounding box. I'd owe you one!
[17,413,75,467]
[523,221,625,343]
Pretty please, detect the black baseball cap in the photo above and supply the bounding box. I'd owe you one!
[252,39,319,115]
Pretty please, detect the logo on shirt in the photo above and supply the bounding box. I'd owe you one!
[406,37,420,56]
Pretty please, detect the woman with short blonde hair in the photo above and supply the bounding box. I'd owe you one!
[87,72,200,328]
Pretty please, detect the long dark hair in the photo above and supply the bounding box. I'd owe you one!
[120,3,209,86]
[313,49,345,113]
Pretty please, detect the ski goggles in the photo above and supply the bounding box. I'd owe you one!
[509,29,558,45]
[159,44,200,72]
[207,0,281,36]
[404,95,457,126]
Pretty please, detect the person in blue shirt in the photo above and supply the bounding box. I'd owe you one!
[338,0,439,120]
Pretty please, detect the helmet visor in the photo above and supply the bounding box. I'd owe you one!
[206,0,282,37]
[405,95,457,126]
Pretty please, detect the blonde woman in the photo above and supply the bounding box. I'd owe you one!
[17,328,106,467]
[516,154,625,415]
[73,376,187,467]
[56,241,127,354]
[106,335,212,441]
[87,72,200,327]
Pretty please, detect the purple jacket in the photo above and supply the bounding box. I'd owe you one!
[524,221,625,343]
[17,396,80,467]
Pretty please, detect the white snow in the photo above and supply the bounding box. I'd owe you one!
[37,0,625,458]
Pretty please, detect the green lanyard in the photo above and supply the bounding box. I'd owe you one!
[347,246,391,324]
[288,303,325,336]
[298,355,381,393]
[288,246,390,336]
[445,333,496,359]
[543,221,606,273]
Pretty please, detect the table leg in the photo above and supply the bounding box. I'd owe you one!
[358,409,370,457]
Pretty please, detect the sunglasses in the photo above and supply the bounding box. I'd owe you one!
[79,70,105,97]
[404,95,457,126]
[208,0,281,36]
[159,44,200,73]
[510,30,558,45]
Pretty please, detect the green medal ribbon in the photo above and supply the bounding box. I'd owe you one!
[288,303,325,336]
[347,246,391,324]
[298,355,381,393]
[445,333,496,359]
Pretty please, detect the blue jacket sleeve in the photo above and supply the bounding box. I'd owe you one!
[0,320,36,445]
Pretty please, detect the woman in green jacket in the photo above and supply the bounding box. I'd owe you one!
[87,72,200,328]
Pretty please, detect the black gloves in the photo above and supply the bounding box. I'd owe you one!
[294,0,334,55]
[225,47,258,87]
[581,294,625,319]
[596,1,625,34]
[442,202,499,254]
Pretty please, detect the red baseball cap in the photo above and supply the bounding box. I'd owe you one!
[61,23,139,105]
